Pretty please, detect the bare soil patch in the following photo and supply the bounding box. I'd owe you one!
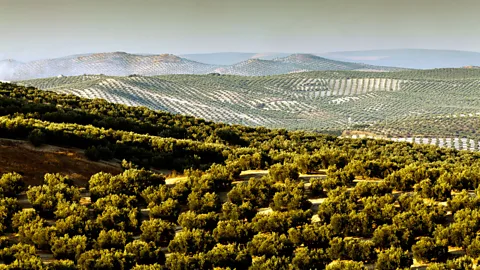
[0,138,122,186]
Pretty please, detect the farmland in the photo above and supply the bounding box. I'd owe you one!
[1,82,480,268]
[18,68,480,151]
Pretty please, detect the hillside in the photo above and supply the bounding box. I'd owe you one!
[1,52,400,81]
[179,52,258,65]
[322,49,480,69]
[1,52,217,81]
[213,54,398,76]
[180,52,292,65]
[17,68,480,151]
[0,138,121,186]
[0,82,480,269]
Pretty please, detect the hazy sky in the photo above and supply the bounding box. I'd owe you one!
[1,0,479,61]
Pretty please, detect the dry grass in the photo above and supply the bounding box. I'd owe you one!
[0,139,122,186]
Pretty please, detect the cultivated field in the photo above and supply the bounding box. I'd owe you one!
[18,68,480,151]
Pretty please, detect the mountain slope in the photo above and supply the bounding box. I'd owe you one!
[180,52,292,65]
[180,52,258,65]
[5,52,218,81]
[212,54,400,76]
[322,49,480,69]
[1,52,403,81]
[275,54,400,71]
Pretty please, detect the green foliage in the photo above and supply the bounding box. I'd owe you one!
[327,237,376,263]
[88,169,165,200]
[0,172,26,197]
[168,229,215,254]
[77,249,133,270]
[26,174,80,215]
[325,261,367,270]
[148,198,181,221]
[187,191,220,213]
[466,237,480,258]
[28,128,46,147]
[213,220,253,244]
[270,181,312,211]
[95,229,129,250]
[206,243,251,269]
[221,201,257,221]
[124,240,165,265]
[94,205,139,232]
[165,252,207,270]
[249,255,291,270]
[247,232,294,257]
[412,237,448,263]
[51,234,87,261]
[45,259,77,270]
[140,219,175,247]
[178,211,219,231]
[17,217,55,250]
[268,163,299,182]
[376,247,413,270]
[252,209,312,234]
[445,256,474,270]
[227,177,274,208]
[0,243,37,264]
[288,223,331,249]
[291,247,328,269]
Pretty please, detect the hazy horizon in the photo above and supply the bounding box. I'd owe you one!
[1,0,479,61]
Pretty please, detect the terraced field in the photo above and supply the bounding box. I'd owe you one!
[18,69,480,149]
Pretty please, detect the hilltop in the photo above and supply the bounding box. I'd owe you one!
[1,52,400,81]
[180,52,291,65]
[2,52,216,81]
[322,49,480,69]
[213,54,399,76]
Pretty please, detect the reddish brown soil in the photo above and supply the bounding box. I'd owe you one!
[0,139,122,186]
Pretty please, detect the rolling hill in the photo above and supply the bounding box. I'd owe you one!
[1,52,401,81]
[18,68,480,151]
[3,52,217,81]
[208,54,401,76]
[322,49,480,69]
[180,52,291,65]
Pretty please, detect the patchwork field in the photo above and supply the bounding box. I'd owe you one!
[18,68,480,151]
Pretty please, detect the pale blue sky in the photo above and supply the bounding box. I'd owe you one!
[1,0,479,61]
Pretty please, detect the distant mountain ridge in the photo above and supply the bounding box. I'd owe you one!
[1,52,216,81]
[180,52,291,65]
[212,54,400,76]
[0,52,400,81]
[321,49,480,69]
